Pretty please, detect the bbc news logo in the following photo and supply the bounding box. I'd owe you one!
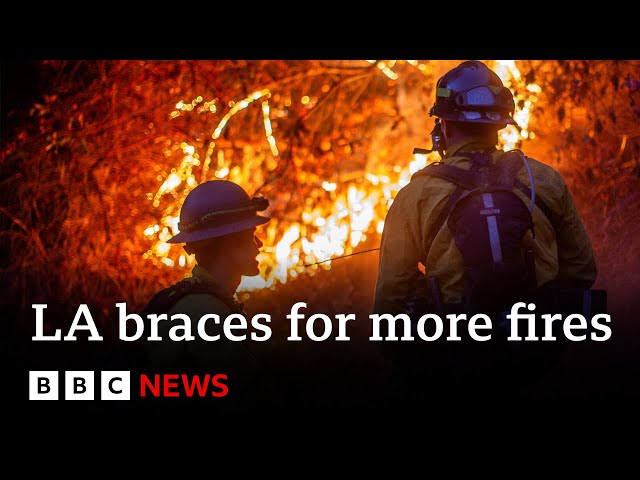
[29,371,130,400]
[29,371,229,400]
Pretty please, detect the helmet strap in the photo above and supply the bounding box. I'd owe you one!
[431,118,447,158]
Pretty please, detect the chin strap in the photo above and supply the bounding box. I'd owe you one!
[413,146,446,160]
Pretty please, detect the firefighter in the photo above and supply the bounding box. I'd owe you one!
[372,60,598,400]
[142,180,272,406]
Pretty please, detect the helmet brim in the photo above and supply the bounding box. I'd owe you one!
[167,215,270,244]
[435,110,517,126]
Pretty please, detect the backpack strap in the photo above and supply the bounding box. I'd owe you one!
[416,163,483,191]
[412,151,494,263]
[141,278,244,317]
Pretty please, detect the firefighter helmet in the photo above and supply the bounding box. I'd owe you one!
[430,60,516,126]
[167,180,269,244]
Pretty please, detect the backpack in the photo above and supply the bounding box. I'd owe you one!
[413,149,559,312]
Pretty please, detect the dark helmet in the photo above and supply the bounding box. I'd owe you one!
[430,60,516,126]
[167,180,269,244]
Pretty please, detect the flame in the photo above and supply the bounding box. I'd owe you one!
[144,60,540,292]
[491,60,540,150]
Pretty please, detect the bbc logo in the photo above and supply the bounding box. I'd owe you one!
[29,371,131,400]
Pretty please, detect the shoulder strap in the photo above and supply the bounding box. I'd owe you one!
[413,151,493,262]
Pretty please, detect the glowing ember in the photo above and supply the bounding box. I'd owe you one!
[143,60,540,292]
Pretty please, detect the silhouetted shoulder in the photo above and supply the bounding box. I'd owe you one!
[167,293,233,319]
[522,155,565,181]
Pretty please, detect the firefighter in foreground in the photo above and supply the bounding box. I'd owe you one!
[142,180,273,406]
[373,60,598,399]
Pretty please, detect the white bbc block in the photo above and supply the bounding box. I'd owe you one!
[101,371,130,400]
[65,371,94,400]
[29,371,58,400]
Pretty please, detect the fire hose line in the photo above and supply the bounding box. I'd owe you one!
[303,247,380,267]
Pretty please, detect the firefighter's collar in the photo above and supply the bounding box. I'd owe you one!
[191,265,229,295]
[445,139,496,159]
